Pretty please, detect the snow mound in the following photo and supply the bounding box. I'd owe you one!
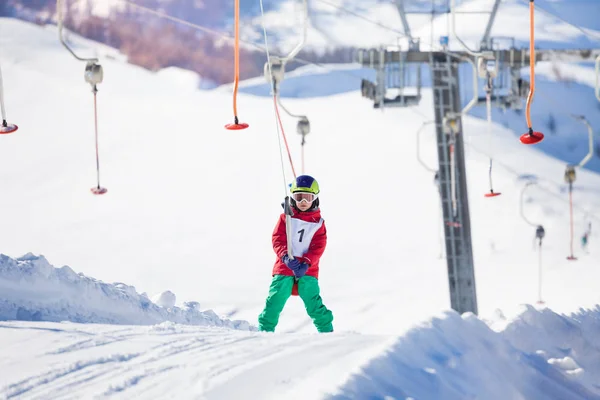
[151,290,176,308]
[329,306,600,400]
[0,253,253,330]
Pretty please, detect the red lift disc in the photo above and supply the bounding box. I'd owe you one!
[566,255,577,261]
[0,123,18,134]
[225,122,249,130]
[520,131,544,145]
[485,192,502,197]
[91,187,108,195]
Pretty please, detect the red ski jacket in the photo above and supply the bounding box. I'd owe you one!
[272,208,327,279]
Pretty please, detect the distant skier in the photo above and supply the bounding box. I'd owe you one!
[581,222,591,252]
[258,175,334,333]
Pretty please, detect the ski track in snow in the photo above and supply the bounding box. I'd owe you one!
[0,322,388,400]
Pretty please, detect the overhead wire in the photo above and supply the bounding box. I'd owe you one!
[117,0,599,222]
[404,106,600,224]
[269,0,310,174]
[119,0,367,83]
[257,0,297,189]
[314,0,408,37]
[517,0,600,42]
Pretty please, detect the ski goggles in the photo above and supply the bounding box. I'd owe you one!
[292,192,317,203]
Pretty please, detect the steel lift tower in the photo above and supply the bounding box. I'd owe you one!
[358,0,600,315]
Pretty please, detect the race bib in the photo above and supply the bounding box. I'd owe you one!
[289,217,324,258]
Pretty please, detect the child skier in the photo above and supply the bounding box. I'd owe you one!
[258,175,334,333]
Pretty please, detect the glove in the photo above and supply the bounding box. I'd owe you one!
[282,255,309,278]
[293,262,309,278]
[282,254,302,271]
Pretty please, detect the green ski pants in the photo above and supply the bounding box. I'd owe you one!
[258,275,334,333]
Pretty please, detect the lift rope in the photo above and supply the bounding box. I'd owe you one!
[225,0,249,130]
[263,0,310,174]
[563,115,594,261]
[416,121,436,173]
[57,0,107,195]
[408,104,600,225]
[567,176,576,261]
[449,129,458,220]
[259,0,299,260]
[0,64,18,134]
[520,0,544,145]
[441,57,477,229]
[520,182,545,304]
[416,121,444,258]
[484,74,501,197]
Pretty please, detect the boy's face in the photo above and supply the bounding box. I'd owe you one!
[292,191,316,212]
[296,199,312,212]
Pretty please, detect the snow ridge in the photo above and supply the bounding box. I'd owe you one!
[0,253,253,330]
[328,307,600,400]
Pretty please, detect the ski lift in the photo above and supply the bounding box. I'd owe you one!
[57,0,107,195]
[225,0,249,130]
[475,42,527,111]
[263,0,311,173]
[416,121,436,173]
[477,54,498,79]
[520,0,544,145]
[507,51,530,110]
[565,163,578,261]
[563,115,594,260]
[482,69,501,198]
[443,116,462,229]
[536,225,545,241]
[564,164,576,184]
[0,64,18,134]
[414,120,445,257]
[355,47,421,109]
[264,57,286,90]
[297,116,310,136]
[520,181,545,304]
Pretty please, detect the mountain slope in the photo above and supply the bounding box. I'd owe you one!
[1,17,599,333]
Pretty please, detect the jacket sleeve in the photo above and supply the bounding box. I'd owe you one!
[302,221,327,266]
[272,214,288,259]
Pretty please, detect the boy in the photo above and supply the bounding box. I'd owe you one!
[258,175,334,333]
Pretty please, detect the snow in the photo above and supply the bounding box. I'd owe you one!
[331,307,600,399]
[0,253,251,330]
[1,4,600,398]
[151,290,176,308]
[2,306,600,398]
[242,0,600,53]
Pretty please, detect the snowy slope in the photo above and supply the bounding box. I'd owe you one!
[2,306,600,399]
[1,15,600,399]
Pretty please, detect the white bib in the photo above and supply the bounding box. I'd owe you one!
[289,217,324,258]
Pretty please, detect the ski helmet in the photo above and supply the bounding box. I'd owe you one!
[290,175,320,195]
[289,175,320,211]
